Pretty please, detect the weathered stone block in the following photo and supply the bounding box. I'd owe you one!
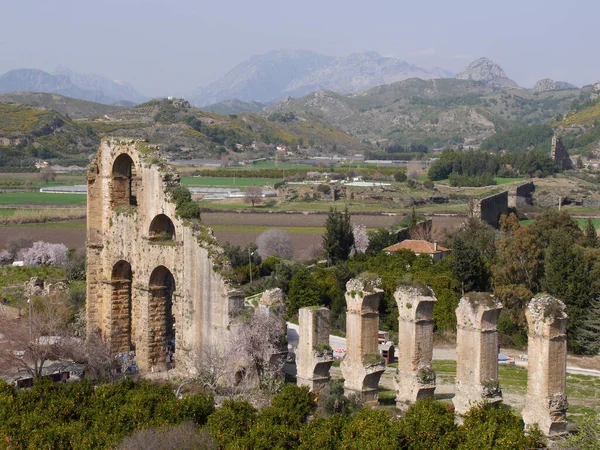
[522,294,568,436]
[394,284,437,406]
[453,293,503,414]
[340,277,385,405]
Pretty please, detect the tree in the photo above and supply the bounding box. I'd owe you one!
[366,228,397,255]
[0,292,72,380]
[544,230,594,353]
[244,186,263,207]
[584,219,598,248]
[228,308,285,391]
[322,207,354,265]
[393,171,407,182]
[287,267,323,315]
[451,235,490,295]
[39,167,56,184]
[18,241,68,266]
[256,229,293,259]
[351,224,369,254]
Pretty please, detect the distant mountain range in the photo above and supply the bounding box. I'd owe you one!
[0,67,147,105]
[190,49,455,107]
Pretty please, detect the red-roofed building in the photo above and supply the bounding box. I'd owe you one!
[383,239,450,263]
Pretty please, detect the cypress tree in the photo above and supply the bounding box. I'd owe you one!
[322,207,354,266]
[584,218,598,248]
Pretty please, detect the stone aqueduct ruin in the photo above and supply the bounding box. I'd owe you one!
[297,281,569,437]
[86,140,243,372]
[87,140,569,436]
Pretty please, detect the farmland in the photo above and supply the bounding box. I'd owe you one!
[181,176,281,187]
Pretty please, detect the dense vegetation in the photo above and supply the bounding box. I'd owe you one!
[428,148,559,185]
[0,379,214,449]
[0,381,545,450]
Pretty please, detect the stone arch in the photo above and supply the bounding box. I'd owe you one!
[148,266,176,365]
[149,214,176,241]
[111,153,138,208]
[110,260,134,352]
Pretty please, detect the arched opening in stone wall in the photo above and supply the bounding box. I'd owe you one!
[111,154,138,208]
[149,266,176,364]
[149,214,176,241]
[111,260,135,352]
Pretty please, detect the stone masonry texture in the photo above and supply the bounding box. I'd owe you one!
[522,294,569,436]
[340,277,385,405]
[86,139,243,373]
[453,293,503,414]
[296,307,334,393]
[394,285,437,406]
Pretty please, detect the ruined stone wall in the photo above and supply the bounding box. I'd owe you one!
[86,139,242,373]
[551,136,573,170]
[473,191,508,228]
[508,181,534,208]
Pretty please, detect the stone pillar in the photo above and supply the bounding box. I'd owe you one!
[522,294,568,436]
[340,277,385,405]
[453,293,503,414]
[296,307,334,393]
[394,285,437,406]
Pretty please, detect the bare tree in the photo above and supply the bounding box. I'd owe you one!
[40,167,56,184]
[228,308,285,392]
[256,228,293,259]
[244,186,263,207]
[0,293,72,380]
[410,223,445,243]
[193,308,285,395]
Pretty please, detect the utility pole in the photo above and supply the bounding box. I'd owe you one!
[248,250,254,283]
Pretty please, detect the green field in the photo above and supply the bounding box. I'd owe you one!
[181,176,281,187]
[494,177,526,185]
[0,192,87,206]
[433,360,600,420]
[243,161,314,170]
[520,218,600,229]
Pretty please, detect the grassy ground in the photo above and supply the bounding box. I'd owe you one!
[521,218,600,229]
[181,176,281,187]
[0,192,87,206]
[433,360,600,421]
[494,177,526,185]
[243,161,314,170]
[200,199,469,214]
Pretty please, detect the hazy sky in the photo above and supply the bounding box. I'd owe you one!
[1,0,599,96]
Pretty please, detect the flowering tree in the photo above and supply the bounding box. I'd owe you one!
[257,229,293,259]
[352,224,369,254]
[0,249,12,265]
[18,241,68,266]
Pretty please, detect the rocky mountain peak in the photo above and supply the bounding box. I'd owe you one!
[532,78,577,92]
[455,57,518,88]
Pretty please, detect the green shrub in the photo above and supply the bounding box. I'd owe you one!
[207,399,257,449]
